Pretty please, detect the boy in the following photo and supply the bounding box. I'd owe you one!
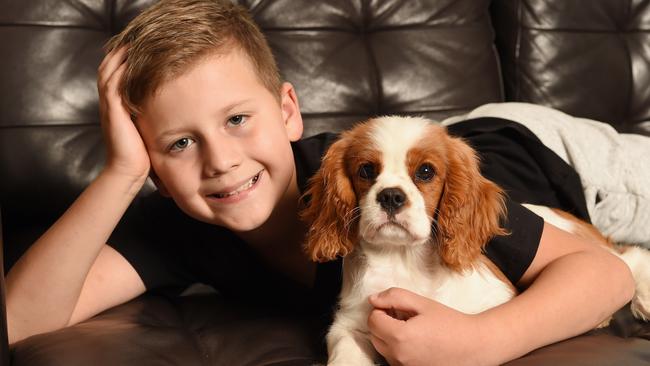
[5,1,634,365]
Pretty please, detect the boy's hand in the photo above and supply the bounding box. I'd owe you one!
[97,46,150,181]
[367,288,492,366]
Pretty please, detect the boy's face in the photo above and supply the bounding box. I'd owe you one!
[136,49,303,232]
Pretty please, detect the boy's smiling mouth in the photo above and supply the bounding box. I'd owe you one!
[208,170,264,200]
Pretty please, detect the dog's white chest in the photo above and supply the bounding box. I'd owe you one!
[342,247,515,315]
[360,252,438,297]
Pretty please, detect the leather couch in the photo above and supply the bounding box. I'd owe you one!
[1,0,649,365]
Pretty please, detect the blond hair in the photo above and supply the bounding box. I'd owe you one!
[105,0,282,116]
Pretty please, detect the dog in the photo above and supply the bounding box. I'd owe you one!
[300,115,650,365]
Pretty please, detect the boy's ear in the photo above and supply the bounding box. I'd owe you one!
[149,170,171,197]
[280,82,303,142]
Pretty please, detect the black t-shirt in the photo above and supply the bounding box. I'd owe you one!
[109,117,588,315]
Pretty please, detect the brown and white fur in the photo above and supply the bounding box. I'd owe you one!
[300,116,650,366]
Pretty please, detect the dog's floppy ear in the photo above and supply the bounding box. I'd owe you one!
[435,134,507,271]
[300,136,358,262]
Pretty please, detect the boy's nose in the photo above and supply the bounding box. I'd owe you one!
[202,139,242,176]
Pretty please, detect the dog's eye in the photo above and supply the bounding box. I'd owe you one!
[415,163,435,182]
[358,163,376,180]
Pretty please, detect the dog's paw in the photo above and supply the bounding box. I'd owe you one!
[631,292,650,321]
[630,265,650,321]
[619,246,650,322]
[327,357,377,366]
[596,316,612,328]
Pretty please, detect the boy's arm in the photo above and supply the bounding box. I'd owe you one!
[6,172,147,344]
[366,221,635,366]
[6,47,150,344]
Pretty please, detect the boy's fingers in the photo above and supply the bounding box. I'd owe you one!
[98,47,117,72]
[105,47,128,80]
[101,62,125,107]
[106,61,127,96]
[370,335,399,366]
[98,46,123,73]
[98,46,128,86]
[369,333,390,356]
[104,62,130,119]
[367,308,404,341]
[368,287,426,315]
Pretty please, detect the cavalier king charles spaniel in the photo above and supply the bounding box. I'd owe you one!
[300,116,650,366]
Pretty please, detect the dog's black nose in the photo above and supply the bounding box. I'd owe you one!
[377,187,407,214]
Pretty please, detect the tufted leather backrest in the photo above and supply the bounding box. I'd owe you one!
[0,0,502,268]
[492,0,650,135]
[256,0,502,135]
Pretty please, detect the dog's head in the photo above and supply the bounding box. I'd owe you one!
[301,116,507,271]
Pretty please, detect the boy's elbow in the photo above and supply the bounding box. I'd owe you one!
[607,250,636,305]
[7,316,27,346]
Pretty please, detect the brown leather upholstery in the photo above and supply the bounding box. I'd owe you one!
[1,0,649,365]
[492,0,650,135]
[1,212,8,366]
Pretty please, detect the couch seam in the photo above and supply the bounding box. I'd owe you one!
[360,0,383,116]
[107,0,114,35]
[514,0,522,101]
[623,0,633,129]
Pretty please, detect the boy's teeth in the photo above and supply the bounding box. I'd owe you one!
[214,173,260,198]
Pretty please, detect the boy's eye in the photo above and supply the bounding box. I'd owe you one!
[170,137,194,152]
[228,115,247,126]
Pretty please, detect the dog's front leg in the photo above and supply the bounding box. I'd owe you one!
[326,313,378,366]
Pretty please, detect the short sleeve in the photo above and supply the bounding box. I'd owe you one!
[108,193,198,293]
[483,197,544,285]
[448,117,589,286]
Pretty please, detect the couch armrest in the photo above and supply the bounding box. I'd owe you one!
[1,208,9,366]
